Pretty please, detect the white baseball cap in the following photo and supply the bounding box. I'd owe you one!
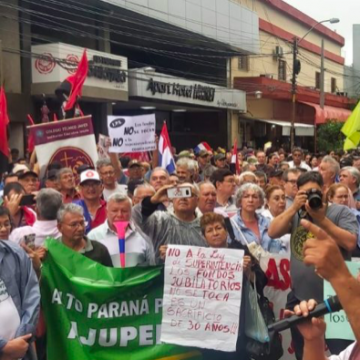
[79,169,101,184]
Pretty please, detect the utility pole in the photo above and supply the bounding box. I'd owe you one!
[290,37,300,150]
[320,39,325,109]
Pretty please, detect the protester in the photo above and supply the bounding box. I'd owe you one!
[238,171,257,186]
[135,183,207,264]
[268,171,358,358]
[288,148,311,171]
[352,156,360,173]
[10,188,62,247]
[0,206,11,240]
[319,155,340,194]
[96,159,126,201]
[310,154,319,169]
[88,193,154,267]
[127,160,144,181]
[149,167,170,191]
[57,203,112,266]
[261,185,290,253]
[0,239,40,360]
[175,158,196,183]
[196,150,211,180]
[211,169,237,217]
[268,152,280,169]
[284,219,360,359]
[15,166,39,195]
[254,170,267,191]
[231,183,286,254]
[256,150,271,175]
[3,183,36,229]
[268,169,284,186]
[57,168,81,204]
[197,182,217,214]
[339,166,360,205]
[44,169,59,190]
[74,170,106,234]
[280,161,290,172]
[283,168,301,208]
[214,153,227,169]
[132,184,156,206]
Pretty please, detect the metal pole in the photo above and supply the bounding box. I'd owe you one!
[0,40,3,86]
[320,38,325,109]
[291,37,298,150]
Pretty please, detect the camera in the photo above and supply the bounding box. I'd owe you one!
[306,189,323,210]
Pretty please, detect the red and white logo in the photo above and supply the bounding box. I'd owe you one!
[66,54,80,74]
[85,171,94,178]
[35,53,56,74]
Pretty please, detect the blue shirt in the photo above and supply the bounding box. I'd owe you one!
[0,241,40,354]
[230,211,286,254]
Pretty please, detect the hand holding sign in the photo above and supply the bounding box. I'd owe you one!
[301,219,350,282]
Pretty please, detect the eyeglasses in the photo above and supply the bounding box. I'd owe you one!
[64,221,86,229]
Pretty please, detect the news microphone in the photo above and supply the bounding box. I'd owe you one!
[268,296,342,333]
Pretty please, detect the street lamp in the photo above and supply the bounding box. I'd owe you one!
[290,18,340,149]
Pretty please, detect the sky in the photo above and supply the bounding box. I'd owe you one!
[283,0,359,65]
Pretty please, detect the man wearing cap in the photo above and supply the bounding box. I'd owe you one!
[13,164,39,195]
[45,169,59,190]
[127,160,144,181]
[214,153,227,169]
[197,150,213,181]
[74,170,106,234]
[57,168,81,204]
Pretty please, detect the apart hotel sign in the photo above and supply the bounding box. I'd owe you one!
[31,43,128,101]
[130,69,246,111]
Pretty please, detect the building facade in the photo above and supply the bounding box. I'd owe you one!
[230,0,354,150]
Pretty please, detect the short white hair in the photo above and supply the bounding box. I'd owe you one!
[235,183,265,207]
[107,193,132,208]
[321,156,340,176]
[133,184,155,197]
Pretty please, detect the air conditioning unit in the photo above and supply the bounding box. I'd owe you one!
[273,46,284,58]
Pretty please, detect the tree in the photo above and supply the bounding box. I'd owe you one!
[316,120,345,153]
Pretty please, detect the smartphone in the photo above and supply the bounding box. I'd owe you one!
[23,234,36,250]
[19,194,36,206]
[167,187,192,199]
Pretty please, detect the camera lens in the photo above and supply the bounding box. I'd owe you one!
[308,192,322,210]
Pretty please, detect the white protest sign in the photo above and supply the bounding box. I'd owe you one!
[161,245,244,352]
[260,254,296,360]
[107,114,156,153]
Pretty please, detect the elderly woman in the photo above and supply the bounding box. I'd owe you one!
[261,185,290,253]
[231,183,286,254]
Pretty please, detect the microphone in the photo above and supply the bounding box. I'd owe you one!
[268,296,342,333]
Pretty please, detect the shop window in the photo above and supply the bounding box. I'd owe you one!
[331,77,337,93]
[315,72,320,89]
[238,56,249,71]
[278,60,287,81]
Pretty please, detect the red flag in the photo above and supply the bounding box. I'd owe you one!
[64,50,88,111]
[27,114,35,153]
[0,87,10,157]
[231,139,240,175]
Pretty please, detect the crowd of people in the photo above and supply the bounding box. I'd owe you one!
[1,142,360,360]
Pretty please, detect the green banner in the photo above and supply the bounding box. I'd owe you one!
[41,239,202,360]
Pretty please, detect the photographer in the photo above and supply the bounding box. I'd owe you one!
[268,171,358,359]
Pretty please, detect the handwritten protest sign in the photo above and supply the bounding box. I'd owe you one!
[161,245,244,352]
[324,261,360,341]
[107,114,156,153]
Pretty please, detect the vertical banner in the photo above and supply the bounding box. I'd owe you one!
[41,239,202,360]
[29,116,98,181]
[161,245,244,352]
[260,254,295,360]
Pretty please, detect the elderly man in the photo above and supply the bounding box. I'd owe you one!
[149,167,170,191]
[96,159,127,201]
[135,183,207,264]
[57,168,81,204]
[175,158,196,183]
[88,194,154,267]
[10,188,62,247]
[319,155,340,194]
[132,184,156,206]
[197,182,217,214]
[211,169,237,217]
[339,166,360,204]
[0,240,40,360]
[74,170,106,234]
[254,171,267,191]
[283,169,301,208]
[13,164,39,195]
[288,148,311,171]
[256,151,271,175]
[57,204,112,266]
[196,150,211,180]
[214,153,227,169]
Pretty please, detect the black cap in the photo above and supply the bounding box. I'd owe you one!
[46,169,58,180]
[76,164,94,175]
[127,179,145,196]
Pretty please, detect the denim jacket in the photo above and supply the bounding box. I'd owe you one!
[0,241,40,357]
[230,210,286,254]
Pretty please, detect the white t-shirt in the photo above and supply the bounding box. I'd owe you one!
[329,342,359,360]
[103,184,128,201]
[0,277,20,341]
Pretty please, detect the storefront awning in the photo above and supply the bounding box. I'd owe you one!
[256,119,315,136]
[300,102,351,124]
